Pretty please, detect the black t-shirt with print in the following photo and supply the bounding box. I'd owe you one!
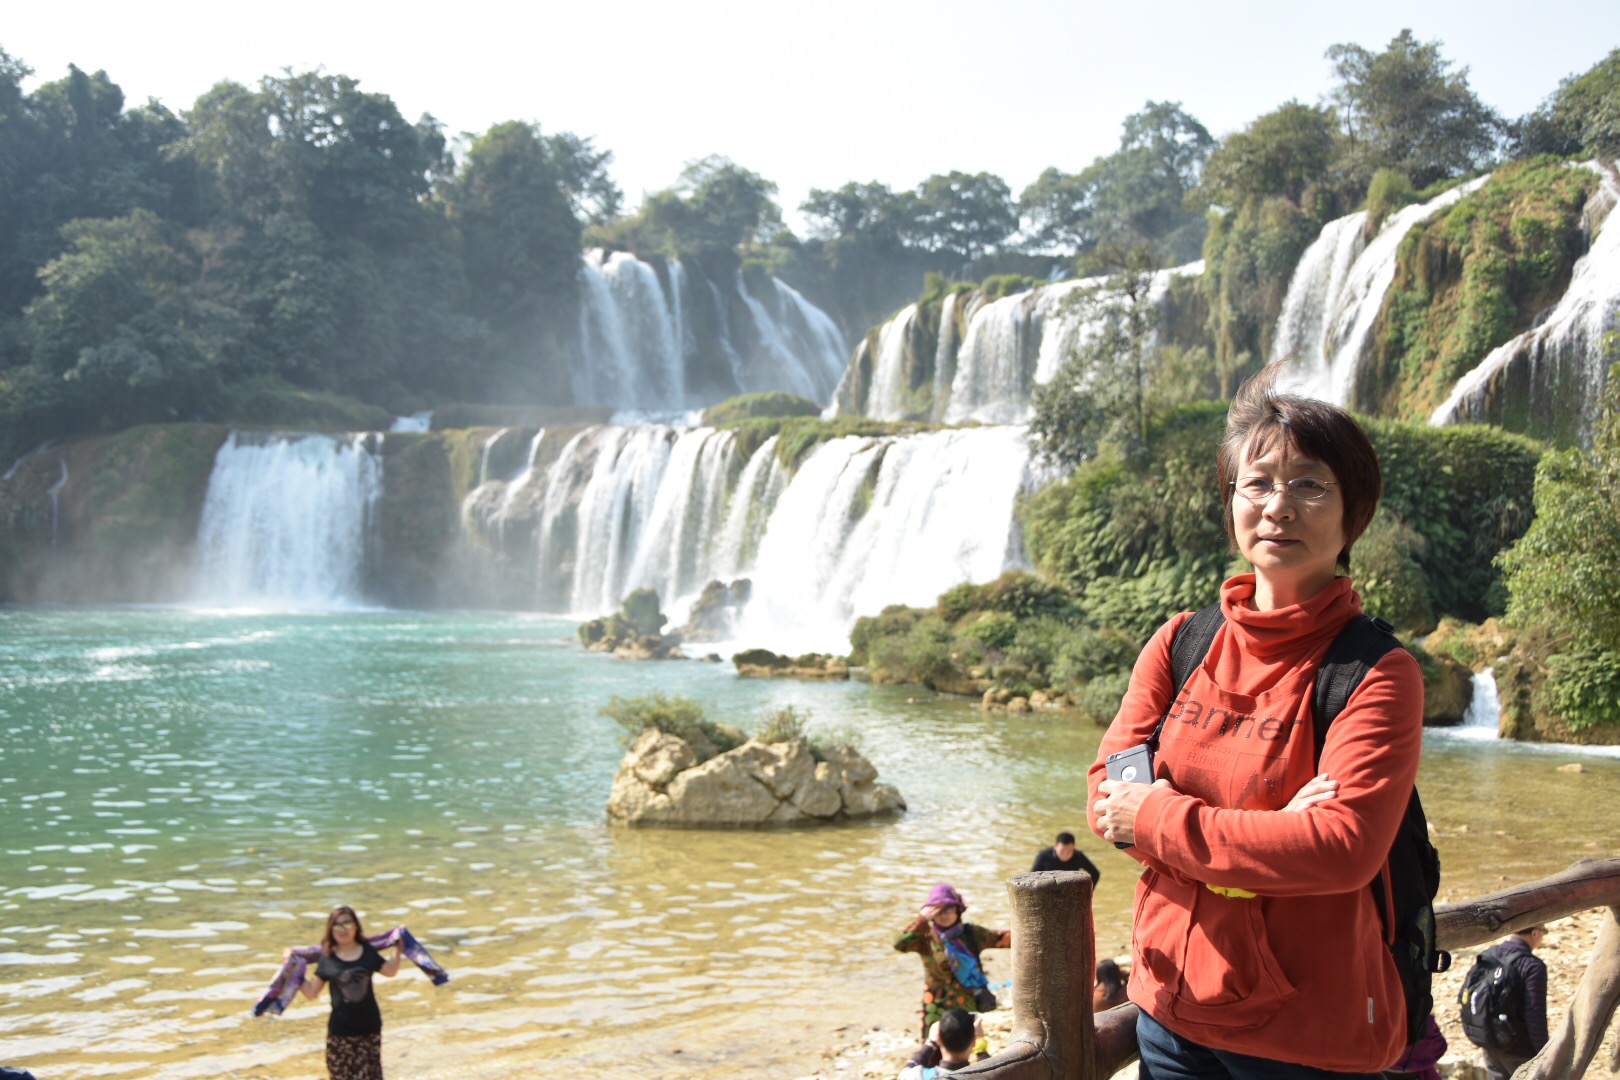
[315,942,385,1036]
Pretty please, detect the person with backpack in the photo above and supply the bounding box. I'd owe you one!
[1460,926,1550,1079]
[893,883,1010,1039]
[1088,360,1428,1078]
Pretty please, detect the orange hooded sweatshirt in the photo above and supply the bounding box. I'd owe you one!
[1087,575,1423,1073]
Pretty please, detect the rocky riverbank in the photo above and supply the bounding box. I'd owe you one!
[795,906,1620,1080]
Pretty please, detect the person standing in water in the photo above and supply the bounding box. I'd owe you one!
[284,905,402,1080]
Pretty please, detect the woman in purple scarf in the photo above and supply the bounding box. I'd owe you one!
[893,883,1012,1038]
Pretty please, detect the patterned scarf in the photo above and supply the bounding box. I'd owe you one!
[936,921,988,990]
[254,925,448,1016]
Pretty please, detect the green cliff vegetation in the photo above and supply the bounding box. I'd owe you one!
[853,402,1542,720]
[1365,159,1596,418]
[701,396,940,469]
[1495,359,1620,739]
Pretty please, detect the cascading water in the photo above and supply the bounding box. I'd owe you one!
[193,432,383,609]
[865,305,919,420]
[570,252,847,411]
[1272,177,1491,405]
[1457,669,1502,741]
[452,421,1033,651]
[834,263,1201,424]
[736,426,1034,653]
[1430,162,1620,440]
[47,457,68,545]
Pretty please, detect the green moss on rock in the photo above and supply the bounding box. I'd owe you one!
[1364,158,1594,419]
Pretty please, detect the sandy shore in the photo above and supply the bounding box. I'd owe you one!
[800,907,1619,1080]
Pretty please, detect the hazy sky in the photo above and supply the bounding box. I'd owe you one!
[7,0,1618,230]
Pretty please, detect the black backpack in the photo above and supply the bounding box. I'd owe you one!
[1459,944,1526,1052]
[1153,603,1451,1046]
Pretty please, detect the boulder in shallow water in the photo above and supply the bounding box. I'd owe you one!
[606,729,904,827]
[732,648,850,680]
[682,578,752,642]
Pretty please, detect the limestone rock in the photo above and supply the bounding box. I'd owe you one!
[1422,652,1474,726]
[682,578,753,643]
[606,730,904,827]
[578,588,684,660]
[733,648,850,681]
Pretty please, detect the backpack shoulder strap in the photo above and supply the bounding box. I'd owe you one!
[1150,603,1225,749]
[1311,614,1402,764]
[1170,602,1225,695]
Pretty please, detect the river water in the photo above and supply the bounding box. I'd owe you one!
[2,608,1618,1078]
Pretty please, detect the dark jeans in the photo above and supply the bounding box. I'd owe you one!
[1137,1009,1385,1080]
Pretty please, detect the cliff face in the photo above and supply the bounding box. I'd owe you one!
[0,425,229,604]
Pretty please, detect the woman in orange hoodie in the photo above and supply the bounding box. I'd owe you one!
[1088,361,1423,1078]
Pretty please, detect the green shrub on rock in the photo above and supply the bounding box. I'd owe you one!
[600,692,744,762]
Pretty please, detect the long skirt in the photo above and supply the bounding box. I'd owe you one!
[325,1033,383,1080]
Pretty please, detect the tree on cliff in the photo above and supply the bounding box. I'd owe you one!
[1021,101,1213,269]
[1195,101,1339,211]
[906,171,1019,262]
[1029,247,1169,468]
[1511,48,1620,160]
[1326,29,1502,189]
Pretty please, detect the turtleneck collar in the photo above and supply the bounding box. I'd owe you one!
[1219,573,1361,660]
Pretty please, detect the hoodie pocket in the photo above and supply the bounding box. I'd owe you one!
[1167,889,1298,1029]
[1134,873,1299,1031]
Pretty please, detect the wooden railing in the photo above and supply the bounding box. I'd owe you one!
[953,858,1620,1080]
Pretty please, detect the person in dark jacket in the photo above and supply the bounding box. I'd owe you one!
[1030,831,1100,884]
[1481,925,1550,1080]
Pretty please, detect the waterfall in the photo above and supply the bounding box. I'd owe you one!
[730,272,847,403]
[734,426,1034,653]
[193,432,383,609]
[827,263,1200,425]
[449,421,1033,649]
[47,457,69,546]
[574,251,683,410]
[569,252,847,411]
[1272,177,1491,405]
[1430,163,1620,439]
[389,411,433,432]
[864,305,919,420]
[1459,669,1501,738]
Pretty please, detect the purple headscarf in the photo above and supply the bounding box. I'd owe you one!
[923,882,966,914]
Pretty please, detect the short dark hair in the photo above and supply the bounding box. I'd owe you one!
[1515,925,1546,937]
[1055,831,1076,846]
[938,1007,976,1054]
[1219,359,1382,573]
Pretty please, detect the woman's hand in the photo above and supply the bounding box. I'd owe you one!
[282,947,294,960]
[1094,777,1172,846]
[1284,773,1338,812]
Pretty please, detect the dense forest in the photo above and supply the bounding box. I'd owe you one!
[3,33,1616,464]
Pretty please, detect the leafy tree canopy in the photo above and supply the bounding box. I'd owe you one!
[1326,29,1501,189]
[1196,101,1338,209]
[1020,102,1212,267]
[1512,47,1620,159]
[909,171,1019,261]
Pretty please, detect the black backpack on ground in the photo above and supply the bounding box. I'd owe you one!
[1153,603,1451,1046]
[1459,944,1526,1052]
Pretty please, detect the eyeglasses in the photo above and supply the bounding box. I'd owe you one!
[1231,476,1339,503]
[333,920,356,930]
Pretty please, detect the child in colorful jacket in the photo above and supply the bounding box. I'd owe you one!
[892,883,1011,1038]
